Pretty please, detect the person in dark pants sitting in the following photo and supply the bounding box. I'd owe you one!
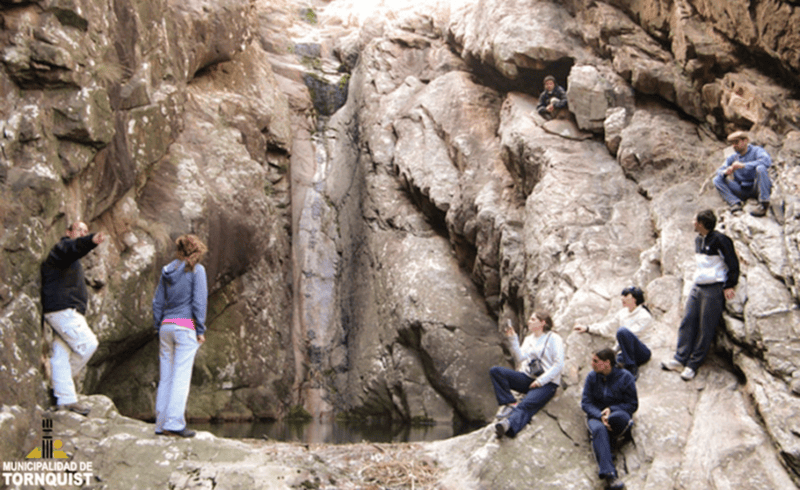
[581,348,638,490]
[713,131,772,217]
[489,311,565,438]
[574,286,653,378]
[536,75,568,120]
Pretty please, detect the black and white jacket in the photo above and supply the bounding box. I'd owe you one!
[693,229,740,290]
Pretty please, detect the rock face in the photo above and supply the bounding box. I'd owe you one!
[292,0,800,487]
[3,0,800,488]
[0,0,295,440]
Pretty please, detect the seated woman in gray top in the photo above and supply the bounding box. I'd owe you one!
[490,311,565,438]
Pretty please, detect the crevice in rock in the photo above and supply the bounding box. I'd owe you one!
[445,36,575,98]
[738,366,800,482]
[396,178,449,239]
[544,410,579,446]
[636,185,652,200]
[49,8,88,32]
[302,72,349,117]
[397,321,474,423]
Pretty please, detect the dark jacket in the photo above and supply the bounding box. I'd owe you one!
[41,235,98,315]
[537,85,568,111]
[693,229,740,290]
[581,367,638,420]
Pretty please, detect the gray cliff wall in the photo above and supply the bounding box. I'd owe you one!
[2,0,800,487]
[302,0,800,486]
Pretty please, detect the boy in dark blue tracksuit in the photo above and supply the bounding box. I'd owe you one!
[662,209,739,380]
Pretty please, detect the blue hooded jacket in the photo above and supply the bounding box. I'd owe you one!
[152,259,208,335]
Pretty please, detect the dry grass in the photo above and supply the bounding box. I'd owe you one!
[248,440,444,489]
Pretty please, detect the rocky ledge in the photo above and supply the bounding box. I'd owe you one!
[11,354,796,490]
[13,395,442,490]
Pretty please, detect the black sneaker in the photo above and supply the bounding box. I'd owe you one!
[730,202,743,215]
[494,420,510,438]
[164,428,196,438]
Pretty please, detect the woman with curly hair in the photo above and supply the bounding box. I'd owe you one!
[153,234,208,438]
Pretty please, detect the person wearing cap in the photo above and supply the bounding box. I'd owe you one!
[713,131,772,217]
[536,75,568,120]
[574,286,653,378]
[41,221,106,416]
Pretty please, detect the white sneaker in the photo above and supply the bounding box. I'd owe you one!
[495,404,514,419]
[680,367,696,381]
[661,359,683,372]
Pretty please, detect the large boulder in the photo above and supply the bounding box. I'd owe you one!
[449,0,589,79]
[566,64,634,133]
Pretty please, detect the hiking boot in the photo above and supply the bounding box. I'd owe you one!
[495,404,515,419]
[164,428,196,438]
[58,403,91,416]
[661,359,683,372]
[680,366,696,381]
[494,419,510,439]
[729,202,743,215]
[607,476,625,490]
[750,201,769,217]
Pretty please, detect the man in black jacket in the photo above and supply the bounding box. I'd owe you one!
[661,209,739,380]
[41,221,105,415]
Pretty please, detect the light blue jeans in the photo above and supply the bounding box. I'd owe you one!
[713,166,771,205]
[44,309,99,406]
[155,323,199,432]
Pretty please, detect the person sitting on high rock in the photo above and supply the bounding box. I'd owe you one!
[713,131,772,217]
[536,75,568,120]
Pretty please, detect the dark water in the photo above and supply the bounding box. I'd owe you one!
[192,418,479,444]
